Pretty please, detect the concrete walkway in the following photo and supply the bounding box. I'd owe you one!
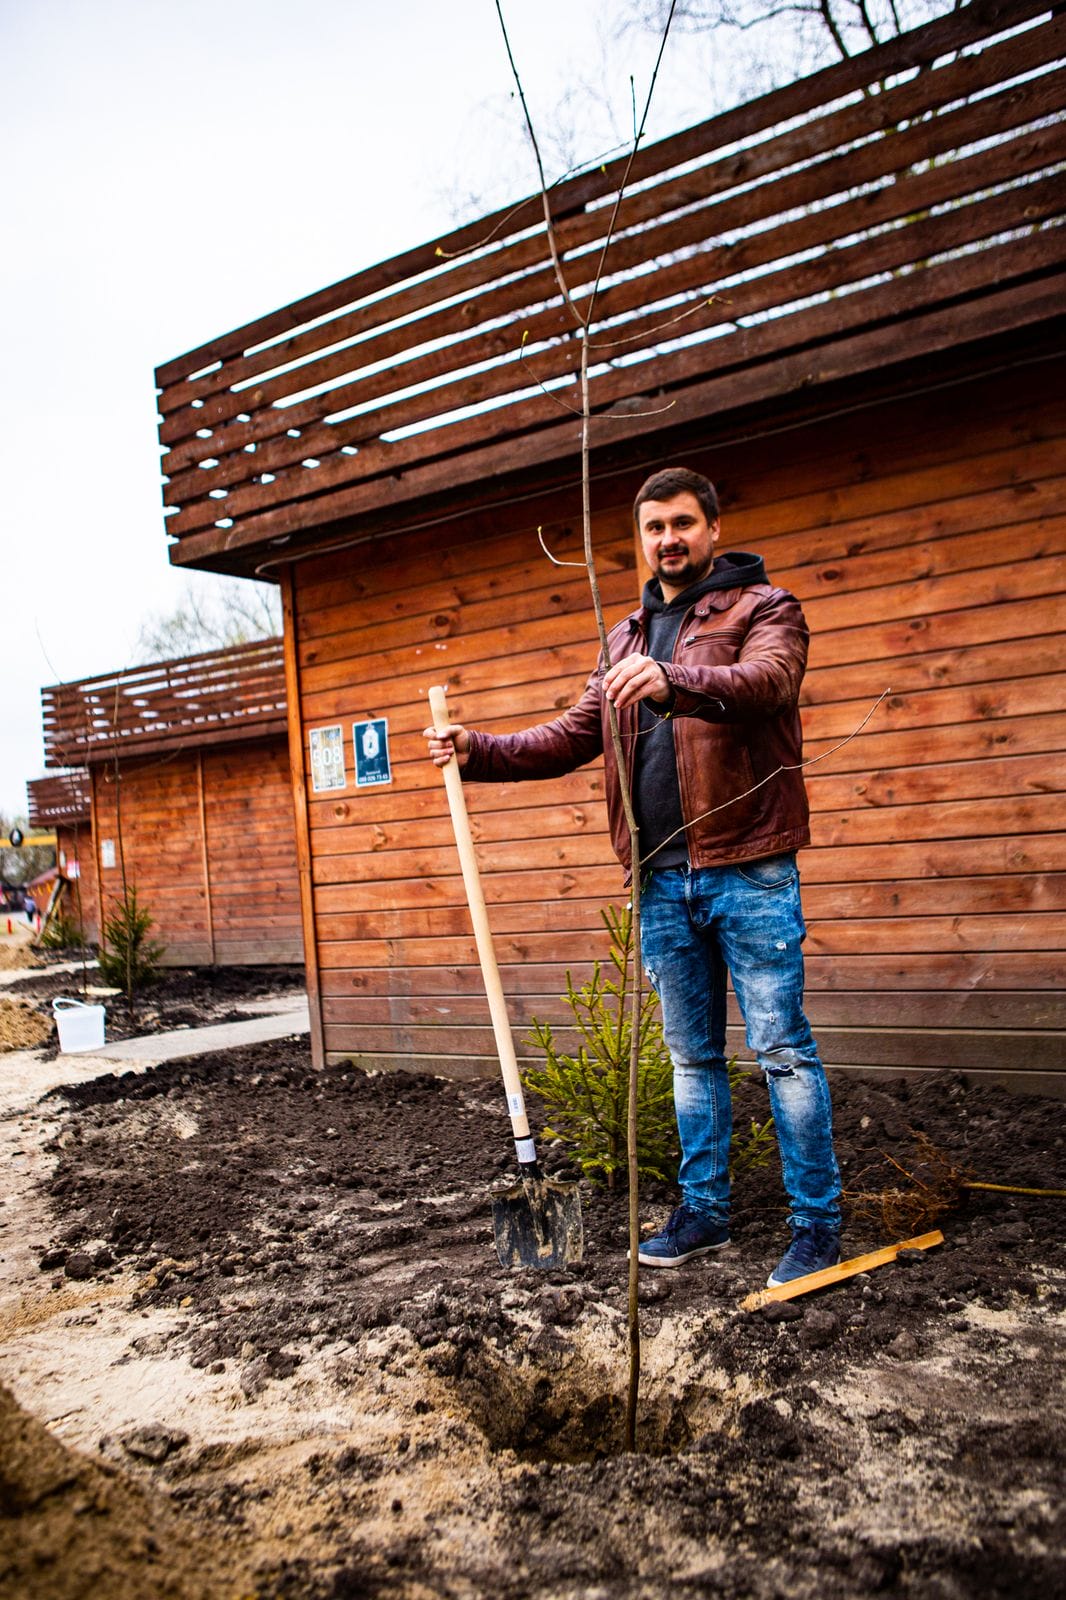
[93,995,310,1063]
[0,995,310,1115]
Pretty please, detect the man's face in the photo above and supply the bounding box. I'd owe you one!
[637,492,720,598]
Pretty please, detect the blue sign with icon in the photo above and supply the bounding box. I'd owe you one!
[353,718,391,787]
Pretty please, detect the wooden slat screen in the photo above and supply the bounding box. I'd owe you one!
[27,771,90,826]
[156,0,1066,571]
[42,639,287,765]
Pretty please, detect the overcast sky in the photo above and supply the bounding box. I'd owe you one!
[3,0,792,819]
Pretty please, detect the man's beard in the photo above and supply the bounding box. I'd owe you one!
[654,550,714,588]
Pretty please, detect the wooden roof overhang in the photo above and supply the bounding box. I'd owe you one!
[155,0,1066,579]
[42,638,287,767]
[27,771,91,827]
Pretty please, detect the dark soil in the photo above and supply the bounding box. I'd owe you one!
[7,964,304,1053]
[16,1025,1066,1600]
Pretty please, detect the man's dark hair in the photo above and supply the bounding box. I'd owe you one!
[633,467,719,526]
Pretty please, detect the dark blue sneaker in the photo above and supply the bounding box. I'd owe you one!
[767,1224,841,1287]
[637,1205,730,1268]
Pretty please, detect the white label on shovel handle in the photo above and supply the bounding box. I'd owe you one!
[508,1091,524,1117]
[514,1138,537,1165]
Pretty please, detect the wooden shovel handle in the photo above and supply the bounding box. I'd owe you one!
[428,687,532,1145]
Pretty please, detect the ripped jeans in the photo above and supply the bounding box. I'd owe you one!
[641,858,840,1232]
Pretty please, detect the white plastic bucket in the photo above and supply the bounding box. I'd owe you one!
[53,997,106,1053]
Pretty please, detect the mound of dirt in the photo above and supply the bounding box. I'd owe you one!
[0,944,38,973]
[0,999,51,1053]
[0,1382,251,1599]
[12,1038,1062,1598]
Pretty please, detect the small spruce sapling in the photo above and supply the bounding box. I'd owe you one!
[525,905,675,1187]
[524,904,773,1186]
[97,885,164,1017]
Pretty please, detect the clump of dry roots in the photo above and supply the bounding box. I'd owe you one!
[844,1132,976,1239]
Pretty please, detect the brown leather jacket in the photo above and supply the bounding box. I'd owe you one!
[464,574,811,876]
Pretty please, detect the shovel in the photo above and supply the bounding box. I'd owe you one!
[429,686,583,1270]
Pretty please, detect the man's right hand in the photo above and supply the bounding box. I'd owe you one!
[424,722,470,769]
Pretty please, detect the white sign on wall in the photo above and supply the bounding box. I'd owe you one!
[309,725,346,793]
[100,839,116,869]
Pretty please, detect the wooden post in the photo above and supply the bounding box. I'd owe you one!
[196,748,216,965]
[632,519,652,595]
[280,566,326,1068]
[88,765,106,948]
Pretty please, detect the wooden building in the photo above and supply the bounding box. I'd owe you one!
[27,770,99,943]
[41,641,303,966]
[153,1,1065,1089]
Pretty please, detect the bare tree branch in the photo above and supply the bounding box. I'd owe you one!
[819,0,852,57]
[588,294,717,350]
[585,0,680,327]
[518,345,586,415]
[639,689,893,864]
[494,0,588,330]
[537,527,587,568]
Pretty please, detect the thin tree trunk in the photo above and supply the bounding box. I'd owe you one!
[495,0,678,1453]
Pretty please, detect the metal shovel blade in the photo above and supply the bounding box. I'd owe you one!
[492,1172,584,1270]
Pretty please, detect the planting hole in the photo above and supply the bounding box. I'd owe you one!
[452,1348,700,1464]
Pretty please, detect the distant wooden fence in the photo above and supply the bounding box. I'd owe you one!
[156,0,1065,573]
[42,638,287,765]
[27,771,90,827]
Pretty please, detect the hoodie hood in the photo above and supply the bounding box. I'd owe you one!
[641,550,769,613]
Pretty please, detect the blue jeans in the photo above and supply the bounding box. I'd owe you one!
[641,857,840,1231]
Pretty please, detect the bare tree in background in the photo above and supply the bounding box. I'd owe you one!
[624,0,959,96]
[438,0,958,234]
[135,577,281,662]
[434,5,665,225]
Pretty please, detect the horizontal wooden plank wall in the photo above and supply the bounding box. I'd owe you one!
[298,356,1065,1092]
[91,758,208,965]
[90,738,302,966]
[202,740,304,963]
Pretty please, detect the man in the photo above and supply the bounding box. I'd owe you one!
[425,466,841,1288]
